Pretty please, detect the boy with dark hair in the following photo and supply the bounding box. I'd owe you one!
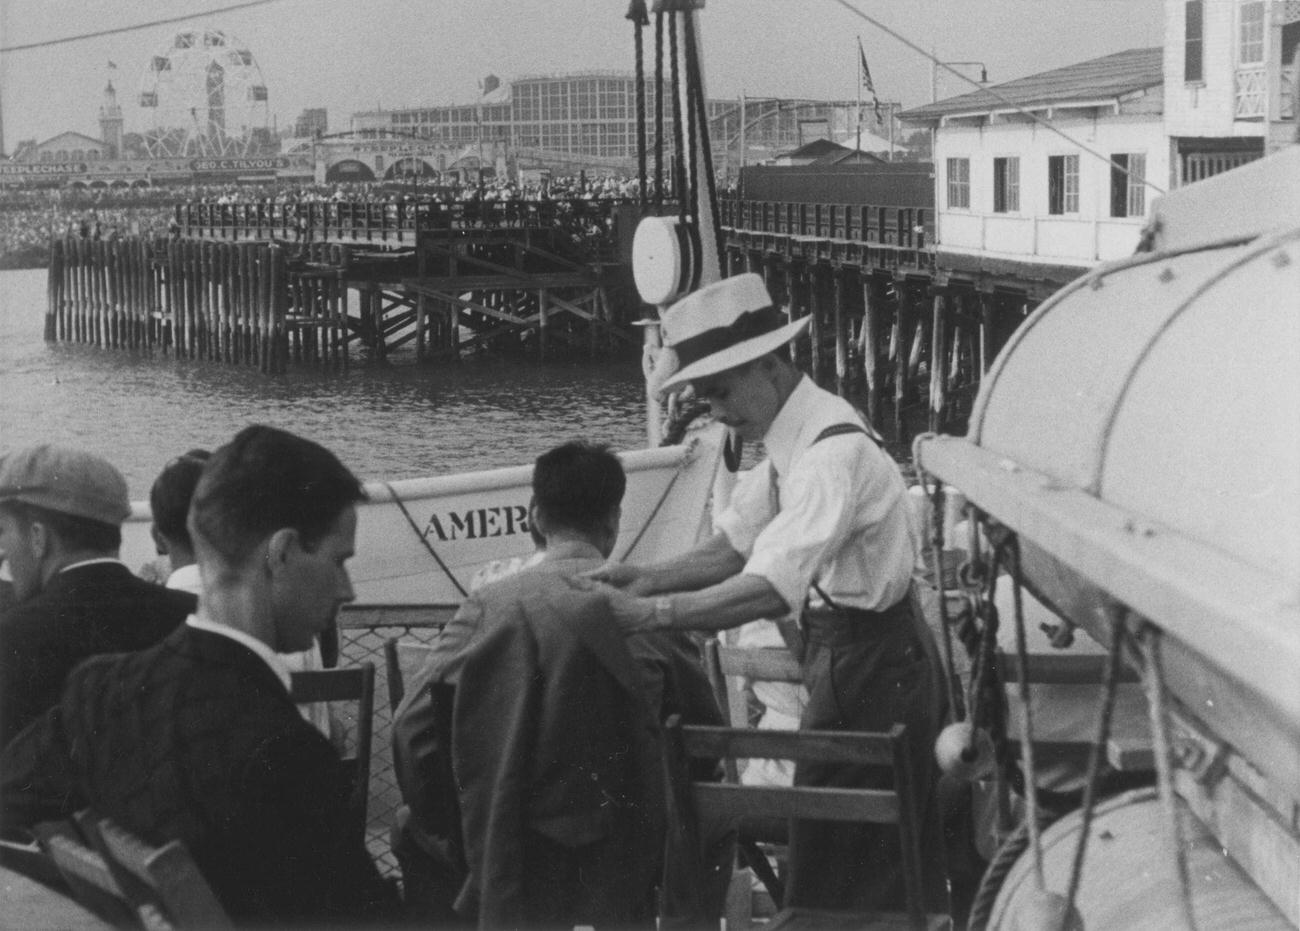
[1,426,397,926]
[148,448,211,593]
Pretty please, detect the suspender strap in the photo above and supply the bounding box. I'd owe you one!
[807,420,882,609]
[811,421,883,448]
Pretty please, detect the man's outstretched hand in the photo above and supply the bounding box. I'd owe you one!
[564,574,662,634]
[580,560,654,595]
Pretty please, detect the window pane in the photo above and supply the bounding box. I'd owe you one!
[1007,157,1019,212]
[1064,154,1079,213]
[1049,155,1063,215]
[1240,1,1264,64]
[1127,153,1146,217]
[946,157,970,208]
[1185,0,1204,82]
[1111,153,1130,216]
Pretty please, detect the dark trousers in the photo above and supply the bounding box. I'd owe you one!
[785,595,949,913]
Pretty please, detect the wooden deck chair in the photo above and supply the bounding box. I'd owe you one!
[993,648,1150,830]
[290,662,376,848]
[31,819,140,929]
[382,637,437,713]
[702,640,803,909]
[661,716,950,931]
[75,812,231,930]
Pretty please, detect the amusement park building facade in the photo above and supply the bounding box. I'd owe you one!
[349,71,858,171]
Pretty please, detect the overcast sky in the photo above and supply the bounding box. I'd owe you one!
[0,0,1164,146]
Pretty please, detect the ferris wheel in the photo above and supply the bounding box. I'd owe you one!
[137,29,270,158]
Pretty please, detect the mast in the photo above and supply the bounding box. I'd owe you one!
[673,2,721,288]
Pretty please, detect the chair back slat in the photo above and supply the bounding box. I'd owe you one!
[383,638,437,712]
[92,817,231,928]
[715,645,802,682]
[33,820,138,927]
[289,663,375,848]
[680,724,901,767]
[0,834,66,890]
[694,783,901,823]
[704,641,802,734]
[998,650,1138,685]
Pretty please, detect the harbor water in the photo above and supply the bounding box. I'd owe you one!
[0,267,649,493]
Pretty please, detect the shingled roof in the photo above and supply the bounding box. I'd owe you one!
[899,47,1162,124]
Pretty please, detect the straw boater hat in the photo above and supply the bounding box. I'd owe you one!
[656,273,810,393]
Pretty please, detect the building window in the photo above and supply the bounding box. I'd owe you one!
[1110,153,1147,217]
[1239,1,1265,65]
[1185,0,1204,82]
[946,157,970,209]
[992,156,1019,212]
[1048,154,1079,214]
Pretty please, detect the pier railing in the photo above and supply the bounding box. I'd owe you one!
[720,197,932,250]
[174,197,637,247]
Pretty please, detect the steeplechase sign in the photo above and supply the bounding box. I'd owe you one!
[0,162,87,176]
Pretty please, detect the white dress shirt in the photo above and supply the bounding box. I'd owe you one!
[716,376,920,615]
[165,563,202,594]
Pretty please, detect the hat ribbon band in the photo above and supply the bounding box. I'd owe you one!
[671,305,786,369]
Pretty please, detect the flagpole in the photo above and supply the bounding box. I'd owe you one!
[855,37,863,153]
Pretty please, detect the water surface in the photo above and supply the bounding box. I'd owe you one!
[0,268,648,495]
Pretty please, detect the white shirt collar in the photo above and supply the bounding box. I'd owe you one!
[165,563,202,595]
[185,614,293,693]
[60,557,126,573]
[763,375,820,478]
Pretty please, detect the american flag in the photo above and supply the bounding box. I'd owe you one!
[858,38,883,127]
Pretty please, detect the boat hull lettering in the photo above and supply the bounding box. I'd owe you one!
[424,504,530,542]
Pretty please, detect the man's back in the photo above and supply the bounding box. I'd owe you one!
[393,555,724,926]
[1,624,394,926]
[0,562,194,745]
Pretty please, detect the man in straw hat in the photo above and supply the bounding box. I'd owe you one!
[0,444,195,745]
[587,272,947,913]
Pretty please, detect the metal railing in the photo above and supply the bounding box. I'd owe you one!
[720,197,932,250]
[173,197,637,246]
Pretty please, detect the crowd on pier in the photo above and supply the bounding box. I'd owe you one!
[0,175,648,268]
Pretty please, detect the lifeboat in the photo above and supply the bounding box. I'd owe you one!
[916,146,1300,927]
[119,424,725,607]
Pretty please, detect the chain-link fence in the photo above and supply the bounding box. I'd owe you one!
[335,613,448,878]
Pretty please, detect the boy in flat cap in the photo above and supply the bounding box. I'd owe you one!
[0,445,195,745]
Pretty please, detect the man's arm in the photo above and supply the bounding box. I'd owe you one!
[585,532,746,596]
[600,572,790,636]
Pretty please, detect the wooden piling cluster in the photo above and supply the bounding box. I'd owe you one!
[44,234,363,374]
[724,246,1021,443]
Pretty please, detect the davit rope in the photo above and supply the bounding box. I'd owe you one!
[383,482,469,599]
[1139,625,1199,931]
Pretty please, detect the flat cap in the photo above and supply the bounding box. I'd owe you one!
[0,444,131,526]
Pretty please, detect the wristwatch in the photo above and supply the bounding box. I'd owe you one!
[652,596,675,630]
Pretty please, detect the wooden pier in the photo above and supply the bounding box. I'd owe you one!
[44,197,643,375]
[43,166,1072,445]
